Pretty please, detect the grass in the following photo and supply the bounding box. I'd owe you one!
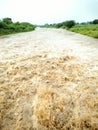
[69,24,98,38]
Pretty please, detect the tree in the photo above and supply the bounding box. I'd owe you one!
[65,20,76,28]
[0,21,8,29]
[93,19,98,24]
[56,23,63,28]
[2,18,13,24]
[0,18,36,36]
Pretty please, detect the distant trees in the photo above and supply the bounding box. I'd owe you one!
[42,20,76,29]
[0,21,8,29]
[0,17,36,36]
[93,19,98,24]
[55,23,64,28]
[2,18,13,24]
[69,20,98,38]
[65,20,76,28]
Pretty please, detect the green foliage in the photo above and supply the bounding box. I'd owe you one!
[65,20,76,28]
[2,18,13,24]
[42,19,98,38]
[70,24,98,38]
[0,21,8,29]
[55,23,64,28]
[0,18,36,36]
[92,19,98,24]
[42,20,76,29]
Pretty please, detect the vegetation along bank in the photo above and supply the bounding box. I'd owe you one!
[0,18,36,36]
[42,19,98,38]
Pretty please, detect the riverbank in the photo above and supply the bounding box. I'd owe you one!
[69,24,98,38]
[0,18,36,36]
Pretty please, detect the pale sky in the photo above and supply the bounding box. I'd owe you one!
[0,0,98,25]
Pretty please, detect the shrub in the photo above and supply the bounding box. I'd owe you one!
[65,20,76,28]
[0,18,36,36]
[92,19,98,24]
[70,24,98,38]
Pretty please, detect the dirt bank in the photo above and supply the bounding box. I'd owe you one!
[0,28,98,130]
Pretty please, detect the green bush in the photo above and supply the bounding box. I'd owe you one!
[42,20,76,29]
[2,18,13,24]
[0,17,36,36]
[70,24,98,38]
[65,20,76,28]
[92,19,98,24]
[0,21,9,29]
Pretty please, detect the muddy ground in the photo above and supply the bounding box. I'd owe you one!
[0,28,98,130]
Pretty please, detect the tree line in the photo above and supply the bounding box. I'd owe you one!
[42,19,98,29]
[0,17,98,37]
[0,18,36,36]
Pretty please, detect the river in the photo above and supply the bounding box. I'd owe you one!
[0,28,98,130]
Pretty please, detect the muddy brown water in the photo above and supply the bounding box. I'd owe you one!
[0,28,98,130]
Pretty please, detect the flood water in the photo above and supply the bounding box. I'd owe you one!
[0,28,98,62]
[0,28,98,130]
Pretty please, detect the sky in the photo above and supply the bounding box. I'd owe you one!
[0,0,98,25]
